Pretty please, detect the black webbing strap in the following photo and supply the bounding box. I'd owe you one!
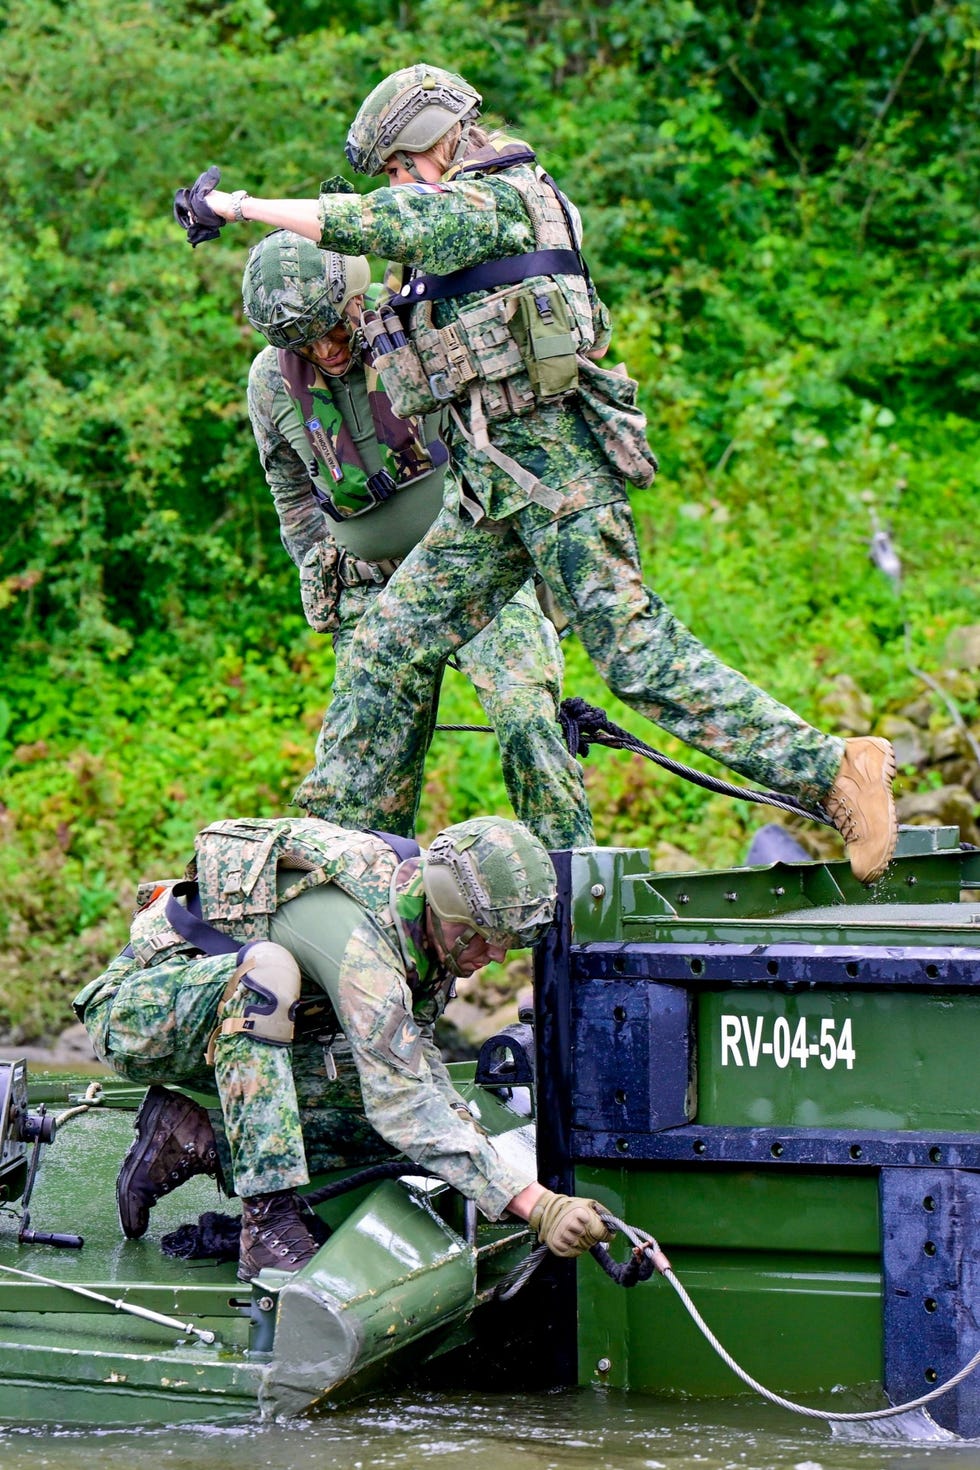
[395,248,584,304]
[165,881,240,957]
[367,830,422,863]
[539,169,592,290]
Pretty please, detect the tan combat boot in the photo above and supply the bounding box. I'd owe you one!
[825,736,898,884]
[237,1191,321,1282]
[116,1085,221,1239]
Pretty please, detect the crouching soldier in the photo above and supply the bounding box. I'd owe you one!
[72,815,611,1280]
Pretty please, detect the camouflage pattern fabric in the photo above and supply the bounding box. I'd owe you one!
[286,160,847,809]
[327,577,593,844]
[248,344,594,847]
[72,841,534,1219]
[311,176,645,521]
[124,817,406,966]
[294,495,845,823]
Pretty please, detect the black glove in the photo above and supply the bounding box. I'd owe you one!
[174,165,225,247]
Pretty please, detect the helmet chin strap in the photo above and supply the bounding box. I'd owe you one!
[393,149,425,181]
[448,118,474,169]
[428,908,477,978]
[393,118,473,182]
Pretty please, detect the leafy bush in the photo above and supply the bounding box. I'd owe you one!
[2,0,979,1038]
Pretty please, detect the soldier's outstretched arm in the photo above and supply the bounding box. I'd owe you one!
[204,188,321,239]
[182,172,530,276]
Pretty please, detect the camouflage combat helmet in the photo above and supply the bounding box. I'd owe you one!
[241,230,371,350]
[422,817,557,949]
[345,64,482,177]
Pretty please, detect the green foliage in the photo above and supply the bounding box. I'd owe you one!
[1,0,979,1038]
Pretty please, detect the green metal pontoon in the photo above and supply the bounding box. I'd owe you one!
[6,823,980,1431]
[0,1062,536,1424]
[533,824,980,1436]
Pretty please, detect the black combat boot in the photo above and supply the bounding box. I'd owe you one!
[116,1085,221,1239]
[237,1190,321,1282]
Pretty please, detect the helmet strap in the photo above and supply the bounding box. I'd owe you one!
[393,149,425,181]
[447,119,474,170]
[426,907,476,978]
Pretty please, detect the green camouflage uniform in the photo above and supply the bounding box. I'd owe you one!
[72,818,532,1217]
[248,342,593,847]
[291,167,845,818]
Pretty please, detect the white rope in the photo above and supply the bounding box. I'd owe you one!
[53,1079,104,1127]
[602,1212,980,1423]
[664,1266,980,1422]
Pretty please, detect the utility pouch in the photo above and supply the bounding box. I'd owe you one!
[451,290,525,383]
[509,286,579,400]
[413,311,480,402]
[576,356,659,487]
[299,537,341,634]
[194,819,289,928]
[371,338,444,418]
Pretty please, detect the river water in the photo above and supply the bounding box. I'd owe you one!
[1,1390,979,1470]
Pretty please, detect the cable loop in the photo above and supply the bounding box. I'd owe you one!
[435,694,835,827]
[54,1080,104,1127]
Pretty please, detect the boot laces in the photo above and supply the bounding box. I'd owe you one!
[826,793,858,843]
[250,1200,317,1263]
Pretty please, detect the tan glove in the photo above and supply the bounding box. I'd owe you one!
[528,1190,613,1258]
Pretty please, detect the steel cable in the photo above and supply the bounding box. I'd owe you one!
[436,698,835,826]
[496,1210,980,1422]
[601,1211,980,1424]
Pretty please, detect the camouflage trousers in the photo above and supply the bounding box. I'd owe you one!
[294,493,845,826]
[320,574,593,849]
[79,950,392,1199]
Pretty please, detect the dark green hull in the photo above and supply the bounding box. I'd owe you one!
[0,1071,534,1425]
[533,825,980,1434]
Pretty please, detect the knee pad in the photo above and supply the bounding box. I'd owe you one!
[224,941,302,1048]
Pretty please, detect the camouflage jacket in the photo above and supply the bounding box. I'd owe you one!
[313,154,652,520]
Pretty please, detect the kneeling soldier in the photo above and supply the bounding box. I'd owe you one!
[73,816,610,1280]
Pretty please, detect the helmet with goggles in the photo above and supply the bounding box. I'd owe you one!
[345,64,482,178]
[241,230,371,350]
[422,817,556,949]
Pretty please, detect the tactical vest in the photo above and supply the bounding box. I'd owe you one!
[391,147,598,413]
[278,351,446,522]
[367,145,608,511]
[128,819,407,967]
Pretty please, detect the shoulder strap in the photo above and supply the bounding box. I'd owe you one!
[277,348,316,423]
[538,169,593,291]
[367,830,422,862]
[165,881,240,957]
[165,836,419,957]
[448,141,539,177]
